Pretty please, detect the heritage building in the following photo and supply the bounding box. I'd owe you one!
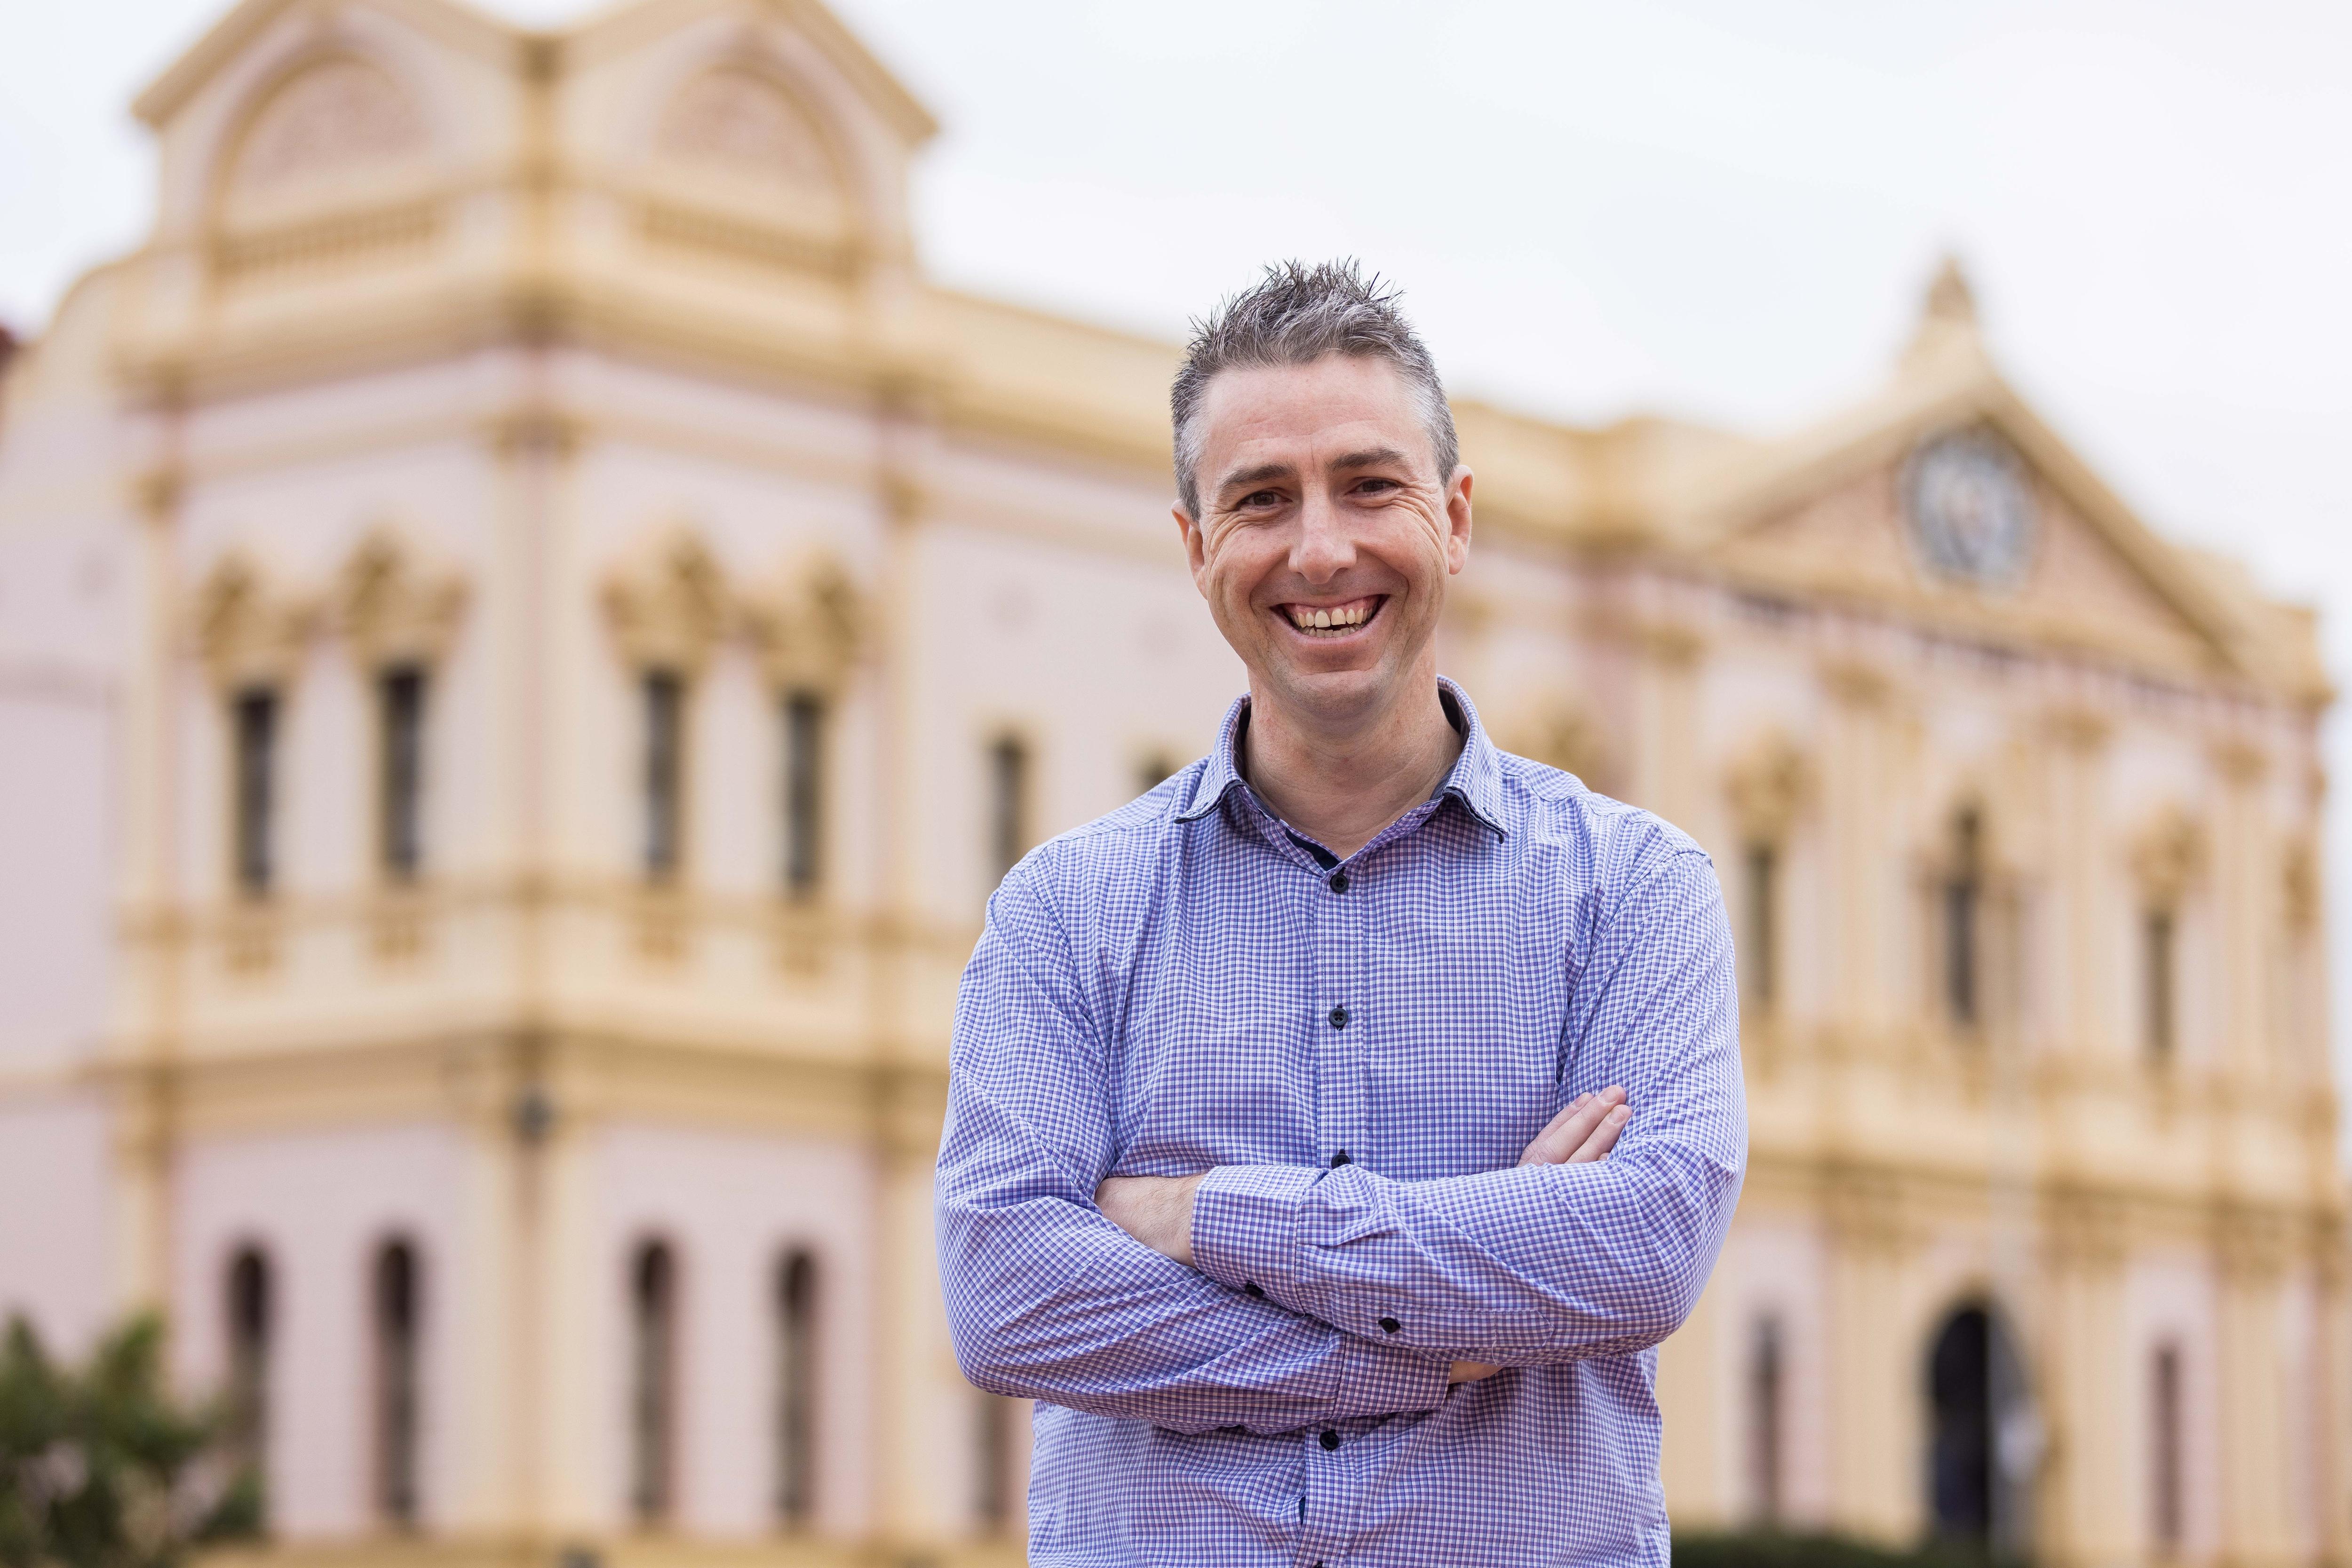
[0,0,2338,1563]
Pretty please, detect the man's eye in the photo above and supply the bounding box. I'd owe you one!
[1355,478,1399,495]
[1241,490,1283,508]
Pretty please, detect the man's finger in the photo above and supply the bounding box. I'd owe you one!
[1518,1087,1623,1166]
[1564,1102,1631,1164]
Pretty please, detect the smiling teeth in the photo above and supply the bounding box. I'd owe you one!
[1287,602,1374,632]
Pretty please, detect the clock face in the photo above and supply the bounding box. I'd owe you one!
[1904,430,2037,587]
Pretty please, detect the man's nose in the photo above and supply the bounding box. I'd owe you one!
[1290,488,1355,582]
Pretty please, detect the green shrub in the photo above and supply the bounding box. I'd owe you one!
[0,1315,261,1568]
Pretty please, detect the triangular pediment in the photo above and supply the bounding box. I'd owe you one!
[1690,348,2279,686]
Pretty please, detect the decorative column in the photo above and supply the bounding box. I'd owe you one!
[2216,1206,2294,1568]
[1825,1166,1914,1544]
[2043,710,2112,1060]
[2037,1188,2129,1568]
[1820,660,1896,1039]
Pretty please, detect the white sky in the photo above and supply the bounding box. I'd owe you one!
[6,0,2352,1062]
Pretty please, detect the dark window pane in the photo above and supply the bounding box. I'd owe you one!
[226,1246,272,1502]
[1748,1314,1783,1524]
[783,694,825,896]
[1743,844,1777,1010]
[631,1241,676,1522]
[1137,753,1176,796]
[379,667,426,879]
[2153,1343,2184,1551]
[374,1240,421,1527]
[974,1391,1016,1532]
[644,673,685,880]
[777,1251,818,1524]
[1945,810,1981,1027]
[233,689,278,894]
[988,736,1029,883]
[2145,909,2176,1062]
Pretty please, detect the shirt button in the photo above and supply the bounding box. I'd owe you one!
[1329,871,1350,894]
[1328,1005,1349,1029]
[1330,1150,1351,1167]
[1244,1282,1264,1299]
[1319,1429,1341,1451]
[1378,1316,1401,1334]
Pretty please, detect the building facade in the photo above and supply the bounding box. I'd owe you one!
[0,0,2339,1564]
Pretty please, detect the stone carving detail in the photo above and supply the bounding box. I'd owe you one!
[336,530,467,666]
[1727,730,1811,844]
[191,551,312,687]
[2131,807,2206,910]
[1498,697,1609,788]
[604,531,732,672]
[657,67,835,190]
[2282,838,2320,932]
[233,58,427,191]
[744,551,863,693]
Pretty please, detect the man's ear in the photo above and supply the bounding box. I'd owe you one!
[1444,467,1474,575]
[1172,501,1210,595]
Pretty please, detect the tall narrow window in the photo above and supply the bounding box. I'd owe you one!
[629,1241,677,1524]
[225,1247,272,1485]
[986,735,1030,884]
[2144,909,2177,1064]
[379,667,426,880]
[782,693,825,897]
[233,689,279,895]
[2153,1342,2184,1554]
[973,1392,1016,1533]
[1944,810,1982,1028]
[775,1250,818,1526]
[643,673,685,881]
[373,1239,421,1527]
[1743,843,1779,1012]
[1747,1313,1784,1524]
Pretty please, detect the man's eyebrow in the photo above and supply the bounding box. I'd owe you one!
[1331,446,1411,471]
[1215,461,1295,496]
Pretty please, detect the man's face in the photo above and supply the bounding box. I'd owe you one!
[1174,354,1472,731]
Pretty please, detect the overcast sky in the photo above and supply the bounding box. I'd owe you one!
[6,0,2352,1053]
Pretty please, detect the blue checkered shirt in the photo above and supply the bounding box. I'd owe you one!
[936,681,1746,1567]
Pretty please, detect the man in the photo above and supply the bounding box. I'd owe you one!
[935,261,1745,1567]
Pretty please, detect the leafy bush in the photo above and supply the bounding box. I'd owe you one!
[0,1315,261,1568]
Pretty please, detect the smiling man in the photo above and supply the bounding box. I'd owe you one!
[935,261,1746,1567]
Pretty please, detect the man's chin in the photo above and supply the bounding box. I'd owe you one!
[1258,659,1397,726]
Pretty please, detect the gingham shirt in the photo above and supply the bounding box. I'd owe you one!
[936,680,1746,1568]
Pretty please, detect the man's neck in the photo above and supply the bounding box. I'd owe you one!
[1240,674,1464,861]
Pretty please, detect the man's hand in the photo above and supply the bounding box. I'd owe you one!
[1098,1088,1632,1386]
[1517,1086,1630,1167]
[1094,1173,1206,1267]
[1451,1088,1633,1385]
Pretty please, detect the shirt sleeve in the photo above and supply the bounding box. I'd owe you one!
[934,855,1453,1435]
[1189,847,1746,1364]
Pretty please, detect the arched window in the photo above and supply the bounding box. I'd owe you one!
[225,1247,272,1483]
[775,1250,818,1526]
[1927,1302,2031,1549]
[372,1239,421,1527]
[1943,810,1983,1028]
[1746,1313,1784,1524]
[629,1240,678,1523]
[2152,1341,2184,1554]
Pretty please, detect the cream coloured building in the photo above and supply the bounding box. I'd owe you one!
[0,0,2340,1564]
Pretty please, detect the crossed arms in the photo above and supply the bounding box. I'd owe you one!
[932,846,1746,1438]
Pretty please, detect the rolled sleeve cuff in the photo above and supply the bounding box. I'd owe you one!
[1191,1163,1318,1296]
[1327,1328,1451,1420]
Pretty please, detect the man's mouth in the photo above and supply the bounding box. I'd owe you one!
[1277,595,1386,639]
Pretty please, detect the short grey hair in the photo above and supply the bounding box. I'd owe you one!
[1171,259,1459,519]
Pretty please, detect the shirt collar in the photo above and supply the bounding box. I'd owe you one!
[1177,676,1510,841]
